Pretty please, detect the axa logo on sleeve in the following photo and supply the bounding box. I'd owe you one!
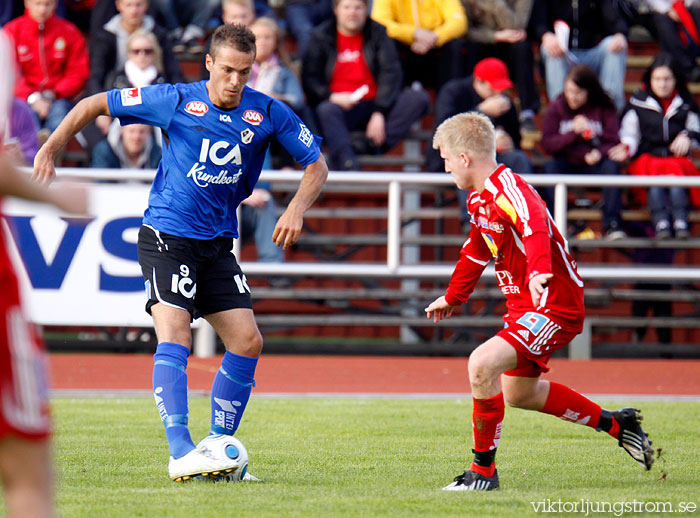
[121,87,142,106]
[186,138,243,188]
[185,101,209,116]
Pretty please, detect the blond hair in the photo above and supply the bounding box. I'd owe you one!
[223,0,253,9]
[127,29,163,73]
[250,16,294,68]
[432,112,496,160]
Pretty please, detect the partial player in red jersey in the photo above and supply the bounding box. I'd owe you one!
[425,112,654,491]
[0,28,88,518]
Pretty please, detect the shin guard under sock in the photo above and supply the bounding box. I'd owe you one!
[209,351,258,435]
[153,342,195,459]
[541,381,603,429]
[470,393,504,477]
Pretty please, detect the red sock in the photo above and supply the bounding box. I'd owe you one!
[470,393,504,477]
[541,381,602,429]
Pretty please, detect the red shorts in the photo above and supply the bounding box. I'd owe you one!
[498,311,581,378]
[0,282,51,440]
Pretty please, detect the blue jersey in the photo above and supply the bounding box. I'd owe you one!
[107,81,321,239]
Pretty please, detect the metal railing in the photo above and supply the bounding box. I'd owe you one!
[53,167,700,282]
[48,168,700,358]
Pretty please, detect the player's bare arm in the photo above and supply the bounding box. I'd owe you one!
[33,93,111,184]
[424,295,456,323]
[272,154,328,249]
[0,159,88,215]
[528,272,553,308]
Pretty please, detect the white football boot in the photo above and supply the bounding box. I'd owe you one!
[168,446,239,482]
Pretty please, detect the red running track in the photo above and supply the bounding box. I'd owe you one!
[49,354,700,395]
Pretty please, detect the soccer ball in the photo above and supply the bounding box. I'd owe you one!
[197,434,249,482]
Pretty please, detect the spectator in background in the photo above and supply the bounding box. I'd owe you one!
[531,0,628,111]
[91,121,161,169]
[200,0,257,78]
[90,29,168,146]
[610,53,700,239]
[371,0,468,89]
[249,16,305,169]
[541,64,626,240]
[285,0,333,58]
[461,0,539,132]
[303,0,429,171]
[249,17,304,113]
[105,29,169,90]
[88,0,183,96]
[219,0,256,26]
[425,57,534,228]
[4,0,90,133]
[239,188,286,263]
[4,99,40,165]
[206,0,270,31]
[643,0,700,83]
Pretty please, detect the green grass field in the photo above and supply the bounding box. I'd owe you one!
[36,398,700,517]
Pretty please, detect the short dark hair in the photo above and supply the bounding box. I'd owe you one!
[209,23,256,61]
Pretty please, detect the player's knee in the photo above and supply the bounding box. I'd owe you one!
[225,328,263,357]
[468,352,497,387]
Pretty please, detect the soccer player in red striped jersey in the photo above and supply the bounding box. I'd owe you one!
[0,29,87,518]
[425,112,654,491]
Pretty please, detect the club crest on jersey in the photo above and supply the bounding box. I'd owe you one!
[120,87,142,106]
[185,101,209,116]
[242,110,263,125]
[241,128,254,144]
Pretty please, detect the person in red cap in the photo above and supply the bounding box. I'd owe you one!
[425,57,533,229]
[474,57,514,90]
[461,0,540,131]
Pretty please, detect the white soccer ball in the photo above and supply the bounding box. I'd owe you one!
[198,434,249,482]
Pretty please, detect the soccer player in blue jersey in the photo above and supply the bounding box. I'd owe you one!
[33,23,328,482]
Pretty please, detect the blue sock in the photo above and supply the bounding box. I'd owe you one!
[153,342,196,459]
[210,352,258,435]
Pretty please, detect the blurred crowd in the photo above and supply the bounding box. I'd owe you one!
[2,0,700,243]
